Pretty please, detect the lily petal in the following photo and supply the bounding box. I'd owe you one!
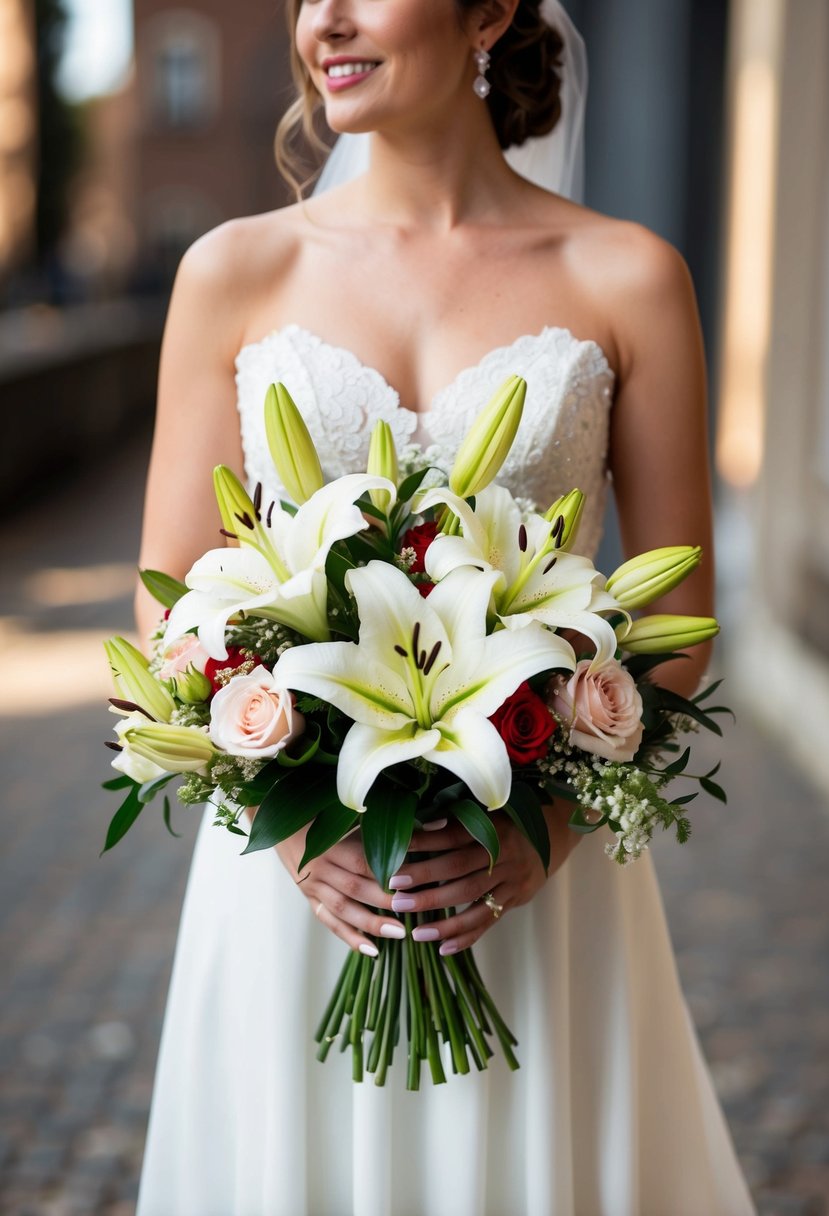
[424,710,513,810]
[433,618,574,721]
[273,640,415,728]
[286,474,397,571]
[337,721,441,812]
[345,561,450,686]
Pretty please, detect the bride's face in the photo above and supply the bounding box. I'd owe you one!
[295,0,480,134]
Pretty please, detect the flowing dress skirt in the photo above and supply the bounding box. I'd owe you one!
[136,804,756,1216]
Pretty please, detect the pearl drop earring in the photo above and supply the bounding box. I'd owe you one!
[473,46,490,99]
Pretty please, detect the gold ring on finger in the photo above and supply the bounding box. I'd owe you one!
[483,891,504,920]
[315,900,324,918]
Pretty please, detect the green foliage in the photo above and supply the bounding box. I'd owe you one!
[361,785,417,890]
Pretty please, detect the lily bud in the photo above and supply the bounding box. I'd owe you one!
[104,637,175,723]
[213,466,290,581]
[124,723,215,773]
[449,374,526,498]
[542,488,585,552]
[605,546,702,610]
[264,382,324,505]
[620,613,719,654]
[170,664,212,705]
[366,420,399,511]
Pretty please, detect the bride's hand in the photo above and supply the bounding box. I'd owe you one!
[275,826,407,956]
[387,803,578,955]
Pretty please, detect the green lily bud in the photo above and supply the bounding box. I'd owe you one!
[212,465,290,581]
[542,488,585,552]
[449,374,526,498]
[264,382,324,505]
[104,637,175,723]
[125,723,215,773]
[170,663,212,705]
[620,613,719,654]
[606,545,702,610]
[366,420,399,511]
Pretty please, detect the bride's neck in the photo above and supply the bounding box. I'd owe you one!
[352,121,520,232]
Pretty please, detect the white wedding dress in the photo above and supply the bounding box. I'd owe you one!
[136,322,757,1216]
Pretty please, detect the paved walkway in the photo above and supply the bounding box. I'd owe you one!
[1,438,827,1216]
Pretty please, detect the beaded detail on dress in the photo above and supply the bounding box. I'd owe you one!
[235,322,615,558]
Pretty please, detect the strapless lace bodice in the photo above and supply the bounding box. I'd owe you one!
[235,322,615,556]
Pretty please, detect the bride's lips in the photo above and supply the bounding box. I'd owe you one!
[323,63,382,94]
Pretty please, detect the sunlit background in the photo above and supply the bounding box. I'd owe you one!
[1,2,828,1213]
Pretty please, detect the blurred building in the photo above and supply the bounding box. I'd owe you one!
[716,0,829,790]
[0,0,38,279]
[132,0,293,284]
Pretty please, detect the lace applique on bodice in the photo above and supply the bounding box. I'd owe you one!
[235,322,615,557]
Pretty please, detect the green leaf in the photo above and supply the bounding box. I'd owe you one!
[663,746,691,777]
[277,721,321,768]
[138,773,175,804]
[242,769,338,855]
[567,802,608,835]
[623,651,687,680]
[102,775,134,792]
[299,803,360,871]
[670,792,698,806]
[693,677,724,703]
[100,787,144,855]
[452,799,500,871]
[226,823,248,837]
[361,786,417,890]
[139,568,188,609]
[504,782,550,872]
[356,496,388,524]
[700,776,727,803]
[325,548,357,600]
[396,466,434,504]
[654,688,723,736]
[162,796,181,838]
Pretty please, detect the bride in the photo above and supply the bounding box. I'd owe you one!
[134,1,756,1213]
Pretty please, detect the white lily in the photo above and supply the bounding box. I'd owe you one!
[418,484,626,669]
[273,561,574,813]
[165,472,397,658]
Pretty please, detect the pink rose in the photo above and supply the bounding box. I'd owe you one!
[209,670,305,758]
[159,635,209,680]
[546,659,644,763]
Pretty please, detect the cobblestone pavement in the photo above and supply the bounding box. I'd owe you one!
[1,439,827,1216]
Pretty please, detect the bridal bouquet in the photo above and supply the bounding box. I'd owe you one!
[102,374,728,1087]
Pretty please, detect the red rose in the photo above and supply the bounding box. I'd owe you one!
[204,648,264,694]
[489,681,556,765]
[401,521,439,573]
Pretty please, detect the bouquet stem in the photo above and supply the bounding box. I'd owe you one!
[314,909,519,1088]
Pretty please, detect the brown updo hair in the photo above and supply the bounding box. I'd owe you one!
[275,0,565,202]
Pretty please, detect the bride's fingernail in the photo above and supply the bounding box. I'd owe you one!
[423,818,448,832]
[380,922,406,939]
[391,895,417,913]
[439,940,459,956]
[359,943,379,957]
[389,874,413,889]
[412,926,441,942]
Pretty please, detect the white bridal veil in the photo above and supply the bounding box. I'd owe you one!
[312,0,588,203]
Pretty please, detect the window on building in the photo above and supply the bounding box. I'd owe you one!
[144,11,220,130]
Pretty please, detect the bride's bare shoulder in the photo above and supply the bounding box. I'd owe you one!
[163,203,308,357]
[557,200,699,372]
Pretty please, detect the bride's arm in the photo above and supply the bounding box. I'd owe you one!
[606,224,715,699]
[134,229,249,649]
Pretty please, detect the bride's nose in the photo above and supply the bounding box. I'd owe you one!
[310,0,357,43]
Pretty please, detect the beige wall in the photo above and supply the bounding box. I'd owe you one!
[719,0,829,788]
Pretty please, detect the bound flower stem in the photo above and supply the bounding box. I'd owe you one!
[313,905,518,1088]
